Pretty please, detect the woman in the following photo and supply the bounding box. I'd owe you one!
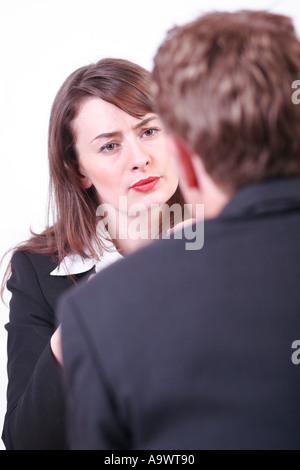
[1,58,184,450]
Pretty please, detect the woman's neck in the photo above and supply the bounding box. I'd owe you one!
[100,202,189,255]
[106,204,167,255]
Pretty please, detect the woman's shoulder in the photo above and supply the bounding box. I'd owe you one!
[8,250,81,313]
[11,250,58,276]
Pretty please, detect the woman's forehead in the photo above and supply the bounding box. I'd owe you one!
[73,98,160,142]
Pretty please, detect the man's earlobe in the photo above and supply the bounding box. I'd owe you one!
[172,138,199,189]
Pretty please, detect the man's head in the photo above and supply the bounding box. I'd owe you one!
[153,10,300,215]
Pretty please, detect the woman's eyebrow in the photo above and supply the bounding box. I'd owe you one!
[90,131,121,144]
[90,115,157,144]
[133,115,157,130]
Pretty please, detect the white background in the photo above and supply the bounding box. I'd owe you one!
[0,0,299,450]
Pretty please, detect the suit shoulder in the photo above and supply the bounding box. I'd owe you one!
[11,250,57,276]
[8,251,58,302]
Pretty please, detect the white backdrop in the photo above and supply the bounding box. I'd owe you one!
[0,0,299,450]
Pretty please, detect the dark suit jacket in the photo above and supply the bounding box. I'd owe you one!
[2,252,94,450]
[61,177,300,450]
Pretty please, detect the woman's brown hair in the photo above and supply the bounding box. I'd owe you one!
[1,58,183,300]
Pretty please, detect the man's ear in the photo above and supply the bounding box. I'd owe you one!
[167,136,199,189]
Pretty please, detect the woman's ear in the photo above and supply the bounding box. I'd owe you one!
[81,177,93,189]
[78,166,93,189]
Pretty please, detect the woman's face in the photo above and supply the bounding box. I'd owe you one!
[73,98,179,212]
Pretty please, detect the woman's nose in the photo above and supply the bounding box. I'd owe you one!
[129,141,150,171]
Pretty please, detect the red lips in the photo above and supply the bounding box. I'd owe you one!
[130,177,160,192]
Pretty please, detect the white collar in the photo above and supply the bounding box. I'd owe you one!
[50,225,123,276]
[50,254,96,276]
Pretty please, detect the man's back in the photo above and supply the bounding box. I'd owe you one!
[61,177,300,449]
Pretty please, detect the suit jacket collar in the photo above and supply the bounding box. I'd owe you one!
[219,177,300,220]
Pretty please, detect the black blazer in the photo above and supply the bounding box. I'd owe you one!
[61,177,300,450]
[2,251,94,450]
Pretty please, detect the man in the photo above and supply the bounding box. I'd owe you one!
[59,10,300,449]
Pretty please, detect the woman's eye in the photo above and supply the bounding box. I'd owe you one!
[99,142,119,153]
[141,128,161,138]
